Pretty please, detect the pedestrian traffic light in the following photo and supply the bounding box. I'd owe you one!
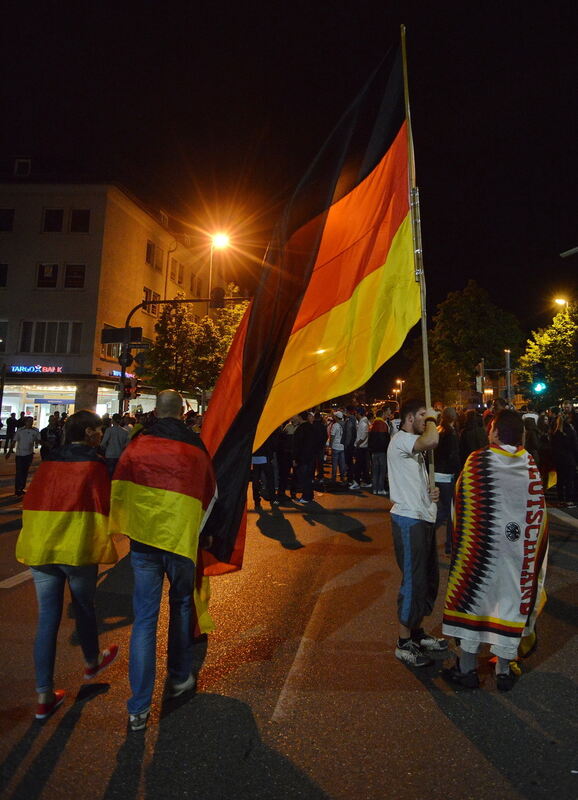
[133,379,142,398]
[123,380,132,399]
[209,286,225,309]
[531,362,547,394]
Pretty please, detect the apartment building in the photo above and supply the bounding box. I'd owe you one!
[0,177,216,426]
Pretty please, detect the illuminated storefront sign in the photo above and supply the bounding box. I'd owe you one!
[10,364,64,374]
[110,370,135,378]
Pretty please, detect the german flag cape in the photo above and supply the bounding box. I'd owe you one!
[443,446,549,648]
[201,47,418,575]
[110,418,216,562]
[16,444,116,567]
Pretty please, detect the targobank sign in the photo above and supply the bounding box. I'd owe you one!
[10,364,64,374]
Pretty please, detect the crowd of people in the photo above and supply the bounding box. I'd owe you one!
[3,389,571,724]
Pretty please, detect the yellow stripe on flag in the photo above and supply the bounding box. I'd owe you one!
[255,213,418,447]
[110,480,205,561]
[16,510,116,566]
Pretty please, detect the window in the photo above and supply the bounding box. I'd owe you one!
[70,209,90,233]
[0,264,7,287]
[101,324,121,360]
[43,209,64,232]
[155,246,164,273]
[143,287,161,316]
[145,240,155,265]
[0,209,14,231]
[14,158,31,177]
[0,320,6,352]
[170,258,177,281]
[19,320,82,354]
[160,211,169,227]
[177,263,184,285]
[37,263,59,288]
[189,272,195,294]
[64,264,86,289]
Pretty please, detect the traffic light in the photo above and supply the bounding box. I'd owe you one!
[123,379,132,399]
[209,286,225,309]
[531,362,547,394]
[133,378,142,398]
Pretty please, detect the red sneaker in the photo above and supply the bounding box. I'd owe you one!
[84,644,119,680]
[35,689,66,720]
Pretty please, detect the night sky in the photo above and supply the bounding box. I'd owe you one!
[2,3,577,337]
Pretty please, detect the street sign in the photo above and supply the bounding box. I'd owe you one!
[100,326,143,345]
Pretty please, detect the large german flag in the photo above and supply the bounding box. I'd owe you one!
[16,446,116,566]
[201,47,418,573]
[109,419,216,562]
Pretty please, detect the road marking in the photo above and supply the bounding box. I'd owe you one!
[0,569,32,589]
[271,636,315,723]
[548,508,578,530]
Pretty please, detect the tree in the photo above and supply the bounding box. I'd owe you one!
[146,289,249,396]
[401,281,524,405]
[518,304,578,405]
[431,280,523,373]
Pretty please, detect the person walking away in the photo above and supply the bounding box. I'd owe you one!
[101,412,130,477]
[350,406,371,489]
[342,406,357,484]
[312,411,328,483]
[387,399,446,667]
[330,411,346,483]
[251,430,276,510]
[442,410,548,690]
[4,412,17,453]
[550,411,578,506]
[15,410,118,720]
[368,408,390,495]
[9,416,41,496]
[274,421,295,502]
[109,389,217,732]
[434,408,461,555]
[459,409,488,467]
[292,411,317,504]
[40,415,62,460]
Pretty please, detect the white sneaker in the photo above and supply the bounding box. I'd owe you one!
[166,672,196,698]
[129,708,150,732]
[394,640,433,668]
[361,482,372,488]
[415,633,448,652]
[349,482,360,489]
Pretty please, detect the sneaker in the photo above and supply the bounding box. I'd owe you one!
[166,673,196,699]
[496,669,517,692]
[413,631,449,652]
[84,644,119,680]
[129,708,150,732]
[272,499,280,506]
[442,661,480,689]
[394,639,433,668]
[35,689,66,720]
[378,490,388,496]
[296,498,309,505]
[361,482,372,488]
[348,482,360,490]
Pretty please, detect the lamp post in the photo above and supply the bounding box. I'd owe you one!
[396,378,405,407]
[208,232,230,314]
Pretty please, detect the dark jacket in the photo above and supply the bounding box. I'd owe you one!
[436,428,460,474]
[459,418,488,466]
[293,421,318,463]
[342,415,357,449]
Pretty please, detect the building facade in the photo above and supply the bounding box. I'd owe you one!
[0,180,217,426]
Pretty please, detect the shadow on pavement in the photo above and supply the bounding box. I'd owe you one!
[417,669,577,799]
[255,508,305,550]
[4,684,109,800]
[303,506,372,542]
[139,693,328,799]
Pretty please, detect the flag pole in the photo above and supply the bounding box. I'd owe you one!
[401,25,435,482]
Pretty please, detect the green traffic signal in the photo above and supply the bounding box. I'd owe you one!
[532,381,547,394]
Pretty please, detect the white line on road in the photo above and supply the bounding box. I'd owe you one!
[0,569,32,588]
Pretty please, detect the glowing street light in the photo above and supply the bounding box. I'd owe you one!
[396,378,405,406]
[555,297,569,312]
[208,232,230,312]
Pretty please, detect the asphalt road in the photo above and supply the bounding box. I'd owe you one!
[0,457,576,800]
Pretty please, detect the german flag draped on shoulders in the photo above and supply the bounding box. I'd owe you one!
[201,45,419,575]
[16,444,116,566]
[109,417,216,562]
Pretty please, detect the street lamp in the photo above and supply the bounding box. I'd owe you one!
[396,378,405,407]
[208,232,230,313]
[555,297,569,313]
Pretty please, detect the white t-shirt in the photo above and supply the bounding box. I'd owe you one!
[387,430,437,523]
[14,427,40,456]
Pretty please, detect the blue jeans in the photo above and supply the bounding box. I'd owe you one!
[128,549,196,715]
[331,450,345,481]
[371,452,387,493]
[31,564,99,693]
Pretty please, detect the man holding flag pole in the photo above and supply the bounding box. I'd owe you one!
[199,27,443,662]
